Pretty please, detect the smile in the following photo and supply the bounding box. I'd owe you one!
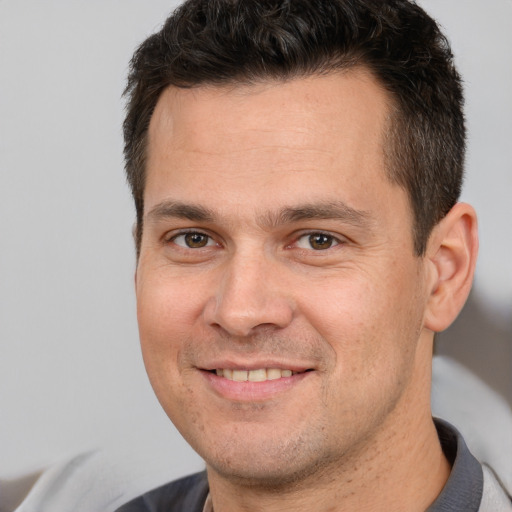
[202,366,313,401]
[214,368,299,382]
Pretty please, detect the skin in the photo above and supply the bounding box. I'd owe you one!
[136,70,478,511]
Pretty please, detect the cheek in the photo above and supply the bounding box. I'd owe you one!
[137,269,207,341]
[298,275,384,345]
[136,272,206,392]
[135,272,216,440]
[299,265,425,375]
[306,272,425,434]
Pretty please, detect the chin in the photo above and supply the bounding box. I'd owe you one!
[206,458,326,491]
[197,429,337,491]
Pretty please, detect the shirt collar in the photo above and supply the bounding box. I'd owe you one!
[427,418,483,511]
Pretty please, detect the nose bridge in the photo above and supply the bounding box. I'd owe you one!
[205,248,293,336]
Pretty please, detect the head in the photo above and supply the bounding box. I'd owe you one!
[124,0,478,498]
[124,0,466,258]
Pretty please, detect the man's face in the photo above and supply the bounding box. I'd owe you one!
[136,71,433,485]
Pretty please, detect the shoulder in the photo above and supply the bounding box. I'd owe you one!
[480,466,512,511]
[114,471,209,512]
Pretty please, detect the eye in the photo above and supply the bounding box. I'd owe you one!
[295,232,340,250]
[172,232,215,249]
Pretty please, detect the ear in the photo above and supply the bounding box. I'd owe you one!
[423,203,478,332]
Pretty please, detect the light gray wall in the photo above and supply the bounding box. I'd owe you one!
[0,0,510,478]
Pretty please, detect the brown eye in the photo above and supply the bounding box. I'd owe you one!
[184,233,209,248]
[309,233,334,250]
[172,232,213,248]
[295,232,340,251]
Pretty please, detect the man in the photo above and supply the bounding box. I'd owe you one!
[116,1,509,511]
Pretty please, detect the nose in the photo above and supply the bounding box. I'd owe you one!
[203,252,294,337]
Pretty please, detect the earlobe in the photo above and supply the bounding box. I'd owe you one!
[423,203,479,333]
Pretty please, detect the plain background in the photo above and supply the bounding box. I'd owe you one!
[0,0,511,479]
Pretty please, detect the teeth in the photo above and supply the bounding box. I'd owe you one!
[215,368,297,381]
[267,368,282,380]
[248,369,267,382]
[232,370,248,382]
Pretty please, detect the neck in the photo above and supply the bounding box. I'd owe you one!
[207,342,450,512]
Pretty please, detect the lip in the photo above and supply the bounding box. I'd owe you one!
[199,367,313,402]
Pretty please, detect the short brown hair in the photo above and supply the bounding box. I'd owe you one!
[124,0,465,256]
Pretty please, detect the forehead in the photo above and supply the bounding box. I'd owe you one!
[148,69,390,158]
[144,70,405,227]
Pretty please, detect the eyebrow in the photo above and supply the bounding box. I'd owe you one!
[146,201,215,224]
[260,202,372,229]
[145,199,372,228]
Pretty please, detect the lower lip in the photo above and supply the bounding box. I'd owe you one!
[201,370,311,401]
